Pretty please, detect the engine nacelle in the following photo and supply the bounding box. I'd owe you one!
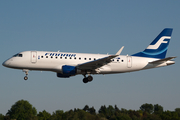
[57,73,71,78]
[62,65,77,75]
[57,65,77,78]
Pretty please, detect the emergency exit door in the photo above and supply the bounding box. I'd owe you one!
[127,56,132,68]
[31,51,37,63]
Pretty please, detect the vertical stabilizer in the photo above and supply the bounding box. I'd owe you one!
[132,28,173,59]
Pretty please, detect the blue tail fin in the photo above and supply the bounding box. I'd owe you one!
[132,28,173,59]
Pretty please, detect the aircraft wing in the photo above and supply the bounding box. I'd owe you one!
[77,55,118,70]
[149,56,176,64]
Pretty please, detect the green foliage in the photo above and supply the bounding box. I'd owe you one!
[154,104,163,115]
[83,105,96,115]
[83,105,90,112]
[37,110,51,120]
[1,100,180,120]
[140,103,154,114]
[175,108,180,113]
[175,108,180,117]
[160,110,180,120]
[0,114,4,120]
[143,114,161,120]
[6,99,37,120]
[50,110,64,120]
[116,113,132,120]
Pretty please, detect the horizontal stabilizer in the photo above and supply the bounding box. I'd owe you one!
[149,57,176,64]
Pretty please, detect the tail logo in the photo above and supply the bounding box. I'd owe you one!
[146,36,171,50]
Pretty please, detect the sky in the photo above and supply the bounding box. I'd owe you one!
[0,1,180,115]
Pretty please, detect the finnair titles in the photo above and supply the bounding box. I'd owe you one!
[2,28,176,83]
[44,53,76,57]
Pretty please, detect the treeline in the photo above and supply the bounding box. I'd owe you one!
[0,100,180,120]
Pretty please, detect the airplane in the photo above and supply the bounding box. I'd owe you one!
[2,28,176,83]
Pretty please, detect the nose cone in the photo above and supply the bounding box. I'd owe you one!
[2,60,11,67]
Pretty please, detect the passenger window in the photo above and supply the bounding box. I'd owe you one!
[65,57,67,59]
[94,58,96,60]
[46,56,48,58]
[51,56,53,58]
[41,56,43,58]
[70,57,72,59]
[117,60,119,62]
[79,57,81,60]
[84,58,86,60]
[56,57,58,59]
[74,57,76,59]
[122,60,124,62]
[60,57,62,59]
[89,58,91,60]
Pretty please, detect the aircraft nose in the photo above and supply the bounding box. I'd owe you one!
[2,60,11,67]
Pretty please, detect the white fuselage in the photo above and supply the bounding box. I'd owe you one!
[3,51,174,75]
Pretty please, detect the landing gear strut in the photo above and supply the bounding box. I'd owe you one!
[23,69,29,80]
[82,74,93,83]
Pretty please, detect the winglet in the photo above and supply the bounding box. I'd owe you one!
[116,46,124,55]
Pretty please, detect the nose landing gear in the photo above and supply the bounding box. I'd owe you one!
[23,69,29,80]
[24,76,28,80]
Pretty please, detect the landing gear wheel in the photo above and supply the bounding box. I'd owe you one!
[83,78,88,83]
[23,69,29,81]
[87,76,93,82]
[24,76,28,80]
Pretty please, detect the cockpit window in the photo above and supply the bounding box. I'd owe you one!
[13,53,23,57]
[18,54,23,57]
[13,54,18,57]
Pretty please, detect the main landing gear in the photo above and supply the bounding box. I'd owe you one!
[83,75,93,83]
[23,69,29,80]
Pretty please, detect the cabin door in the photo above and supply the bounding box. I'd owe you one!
[31,51,37,63]
[127,56,132,68]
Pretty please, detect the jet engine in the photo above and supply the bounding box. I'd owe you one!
[57,65,77,78]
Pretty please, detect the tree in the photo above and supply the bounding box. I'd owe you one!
[116,113,132,120]
[154,104,163,114]
[50,110,64,120]
[140,103,154,114]
[175,108,180,117]
[6,99,37,120]
[83,105,90,112]
[83,105,96,115]
[99,105,107,114]
[107,105,115,118]
[114,105,120,113]
[160,110,179,120]
[0,114,4,120]
[37,110,51,120]
[175,108,180,112]
[88,107,96,115]
[144,114,161,120]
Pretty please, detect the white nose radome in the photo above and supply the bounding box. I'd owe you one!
[2,60,11,67]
